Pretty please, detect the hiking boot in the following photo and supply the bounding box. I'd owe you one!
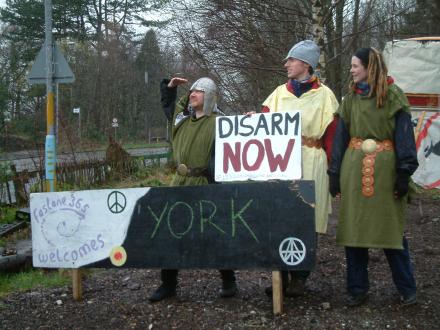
[400,293,417,306]
[346,292,368,307]
[285,277,306,297]
[220,281,238,298]
[148,285,176,302]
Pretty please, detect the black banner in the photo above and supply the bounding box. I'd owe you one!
[91,181,315,270]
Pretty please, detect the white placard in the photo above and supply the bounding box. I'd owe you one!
[215,112,301,182]
[412,112,440,189]
[30,188,150,268]
[73,107,80,114]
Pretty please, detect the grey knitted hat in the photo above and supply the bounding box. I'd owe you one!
[284,40,320,70]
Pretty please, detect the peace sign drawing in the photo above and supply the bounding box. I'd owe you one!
[107,191,127,214]
[279,237,306,266]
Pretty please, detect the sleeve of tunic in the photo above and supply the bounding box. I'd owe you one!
[319,86,339,135]
[328,99,351,175]
[385,84,418,175]
[160,79,177,122]
[322,116,338,163]
[261,88,279,112]
[394,111,419,175]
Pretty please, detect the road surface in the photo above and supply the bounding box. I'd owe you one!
[0,147,169,172]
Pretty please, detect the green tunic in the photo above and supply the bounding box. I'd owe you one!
[170,95,217,187]
[337,84,411,249]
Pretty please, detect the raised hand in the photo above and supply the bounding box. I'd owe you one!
[168,77,188,88]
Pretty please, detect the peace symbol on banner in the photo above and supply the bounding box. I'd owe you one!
[107,191,127,214]
[279,237,306,266]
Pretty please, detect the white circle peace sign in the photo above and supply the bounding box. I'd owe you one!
[279,237,306,266]
[107,191,127,214]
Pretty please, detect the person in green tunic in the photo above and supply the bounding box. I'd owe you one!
[328,47,419,306]
[148,76,237,302]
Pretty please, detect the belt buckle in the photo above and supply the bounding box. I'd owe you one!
[177,163,188,176]
[361,139,377,154]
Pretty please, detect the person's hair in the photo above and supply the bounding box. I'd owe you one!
[351,47,389,108]
[308,66,314,75]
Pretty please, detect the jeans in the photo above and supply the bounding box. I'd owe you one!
[345,237,416,298]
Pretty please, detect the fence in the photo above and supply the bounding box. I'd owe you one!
[0,152,171,206]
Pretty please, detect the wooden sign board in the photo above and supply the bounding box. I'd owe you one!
[215,112,302,182]
[31,181,315,270]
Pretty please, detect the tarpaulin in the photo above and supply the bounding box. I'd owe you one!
[412,112,440,189]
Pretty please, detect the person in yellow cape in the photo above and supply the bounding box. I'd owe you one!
[261,40,339,297]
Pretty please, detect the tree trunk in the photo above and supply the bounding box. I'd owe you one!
[311,0,327,80]
[352,0,361,53]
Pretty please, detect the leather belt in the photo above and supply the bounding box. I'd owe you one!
[176,164,208,177]
[349,138,394,197]
[302,136,323,149]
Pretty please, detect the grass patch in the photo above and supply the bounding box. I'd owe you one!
[0,269,70,299]
[422,188,440,199]
[0,206,17,224]
[414,182,440,199]
[103,164,174,189]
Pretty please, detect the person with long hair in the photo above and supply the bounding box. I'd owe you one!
[328,47,419,306]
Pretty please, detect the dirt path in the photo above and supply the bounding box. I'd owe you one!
[1,194,439,329]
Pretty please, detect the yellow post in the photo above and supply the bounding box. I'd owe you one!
[272,271,284,315]
[72,269,83,300]
[46,91,55,131]
[45,92,56,192]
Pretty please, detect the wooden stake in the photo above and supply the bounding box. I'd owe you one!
[272,271,284,315]
[72,269,83,301]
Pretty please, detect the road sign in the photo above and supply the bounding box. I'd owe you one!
[112,122,119,128]
[27,42,75,85]
[112,118,118,123]
[73,107,80,114]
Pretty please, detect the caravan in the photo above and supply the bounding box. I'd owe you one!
[384,37,440,189]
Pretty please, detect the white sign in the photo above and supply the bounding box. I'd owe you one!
[412,112,440,189]
[215,112,302,182]
[73,107,80,114]
[112,122,119,128]
[112,118,118,123]
[30,188,149,268]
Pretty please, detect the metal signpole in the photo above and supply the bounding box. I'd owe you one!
[112,118,118,141]
[45,0,56,193]
[27,2,78,301]
[73,107,81,140]
[55,83,59,144]
[79,107,81,141]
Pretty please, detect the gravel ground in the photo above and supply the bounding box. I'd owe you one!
[1,193,439,329]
